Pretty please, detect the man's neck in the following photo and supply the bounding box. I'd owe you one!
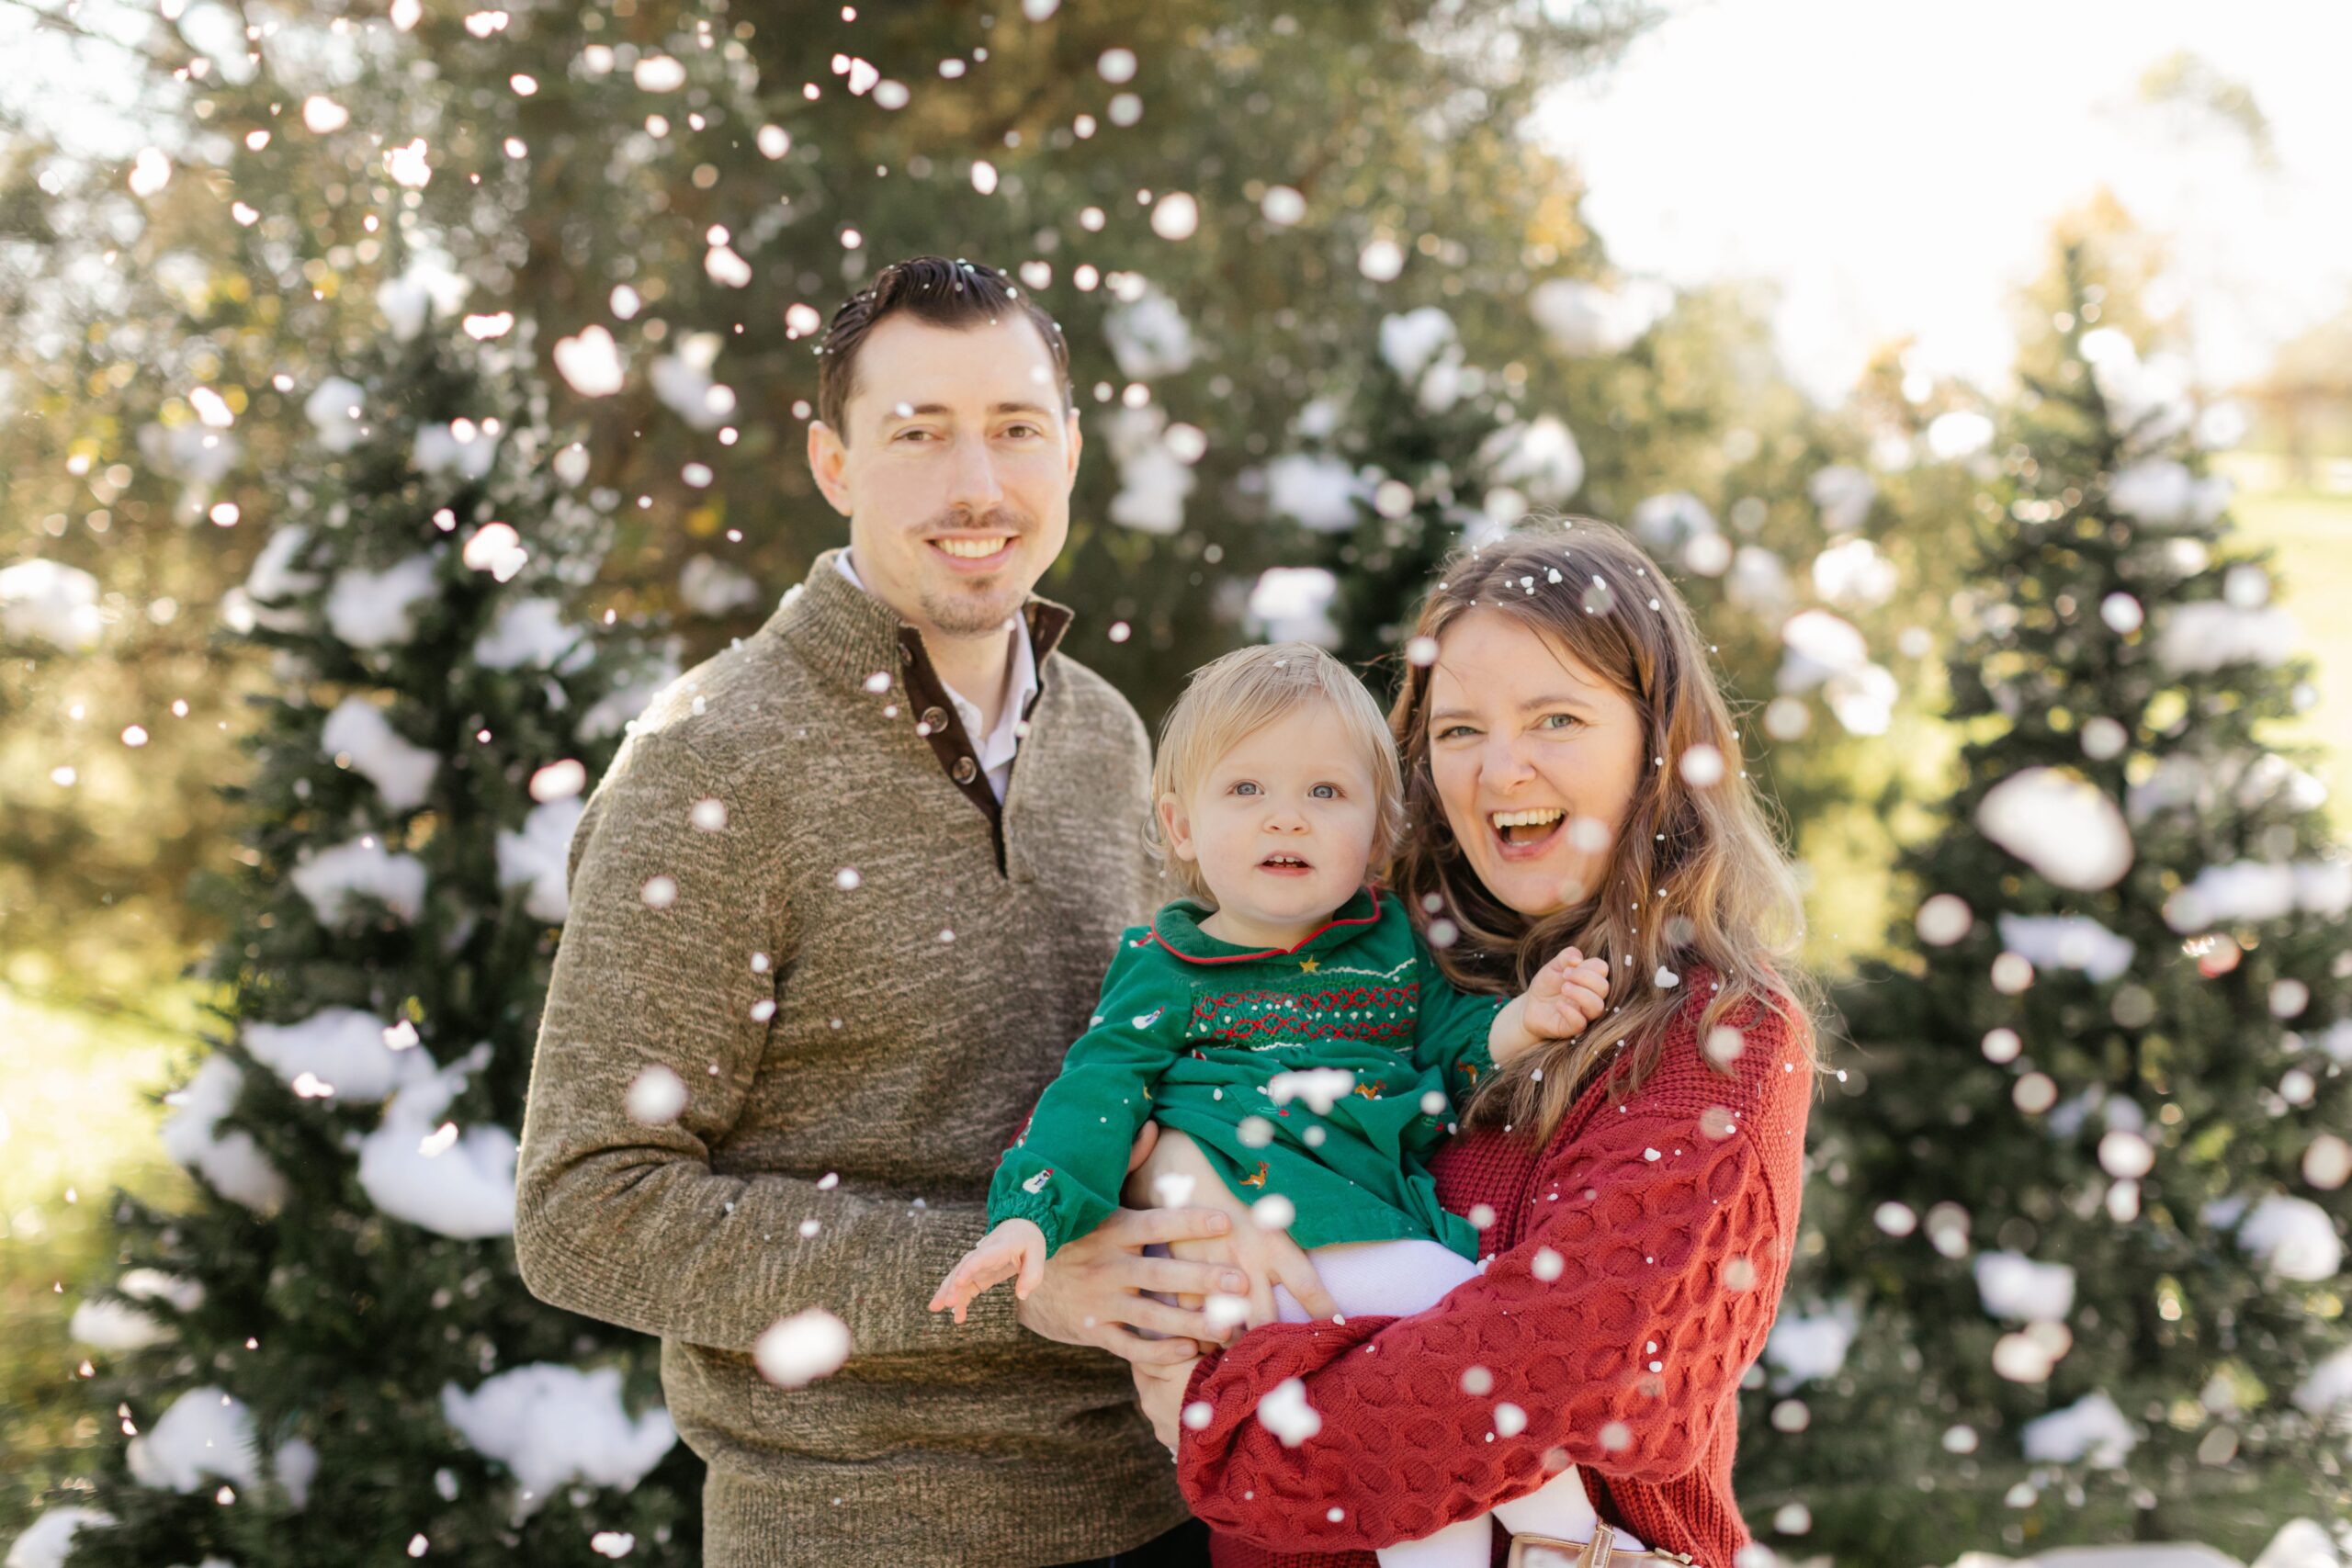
[838,547,1015,732]
[924,627,1013,738]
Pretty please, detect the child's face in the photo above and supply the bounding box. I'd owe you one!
[1159,701,1382,941]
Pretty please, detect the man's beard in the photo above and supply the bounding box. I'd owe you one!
[917,504,1031,637]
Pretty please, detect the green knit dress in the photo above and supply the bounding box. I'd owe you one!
[987,886,1503,1263]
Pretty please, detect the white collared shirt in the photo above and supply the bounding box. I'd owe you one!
[835,549,1036,803]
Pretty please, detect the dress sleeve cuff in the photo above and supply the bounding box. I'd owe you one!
[988,1195,1068,1258]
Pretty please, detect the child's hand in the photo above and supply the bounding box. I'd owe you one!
[929,1217,1049,1325]
[1521,946,1611,1042]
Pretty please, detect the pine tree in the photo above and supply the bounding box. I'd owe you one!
[1743,238,2352,1565]
[39,276,698,1567]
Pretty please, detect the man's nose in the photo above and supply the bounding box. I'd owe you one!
[945,434,1007,513]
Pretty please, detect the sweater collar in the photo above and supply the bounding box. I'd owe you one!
[1148,885,1385,965]
[764,546,1075,694]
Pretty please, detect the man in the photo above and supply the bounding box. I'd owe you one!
[515,257,1251,1567]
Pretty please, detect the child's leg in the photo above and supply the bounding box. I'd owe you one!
[1272,1237,1483,1323]
[1372,1516,1494,1568]
[1281,1241,1504,1566]
[1272,1242,1640,1566]
[1488,1467,1637,1552]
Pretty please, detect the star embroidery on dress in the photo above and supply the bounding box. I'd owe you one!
[1299,958,1319,973]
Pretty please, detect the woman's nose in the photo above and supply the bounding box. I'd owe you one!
[1479,735,1537,787]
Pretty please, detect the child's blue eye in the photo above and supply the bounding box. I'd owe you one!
[1310,784,1339,799]
[1231,781,1260,795]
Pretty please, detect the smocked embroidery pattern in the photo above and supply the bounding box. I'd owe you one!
[1188,984,1420,1045]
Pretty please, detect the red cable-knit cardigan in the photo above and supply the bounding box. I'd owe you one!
[1174,965,1814,1568]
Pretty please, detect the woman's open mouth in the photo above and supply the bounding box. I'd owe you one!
[1487,807,1566,861]
[1258,852,1314,877]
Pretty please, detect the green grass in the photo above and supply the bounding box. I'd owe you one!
[0,979,209,1547]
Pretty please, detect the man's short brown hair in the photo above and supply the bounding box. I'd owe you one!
[814,256,1073,440]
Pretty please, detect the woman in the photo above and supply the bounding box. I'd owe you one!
[1126,517,1819,1568]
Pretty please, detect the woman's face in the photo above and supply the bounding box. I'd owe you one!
[1425,608,1648,919]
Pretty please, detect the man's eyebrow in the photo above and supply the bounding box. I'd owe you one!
[880,401,1058,420]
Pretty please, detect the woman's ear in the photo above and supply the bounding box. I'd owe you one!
[1156,795,1195,863]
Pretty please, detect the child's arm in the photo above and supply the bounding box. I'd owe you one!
[929,1217,1047,1324]
[930,934,1182,1319]
[1487,947,1612,1065]
[1408,922,1511,1103]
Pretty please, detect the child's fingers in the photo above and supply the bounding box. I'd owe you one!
[933,1248,1019,1313]
[1539,946,1586,980]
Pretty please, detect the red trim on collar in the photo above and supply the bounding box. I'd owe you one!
[1148,884,1385,965]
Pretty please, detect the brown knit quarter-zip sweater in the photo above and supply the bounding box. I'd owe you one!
[514,548,1190,1566]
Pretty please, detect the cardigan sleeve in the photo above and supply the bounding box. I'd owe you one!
[1172,1002,1809,1555]
[986,932,1185,1256]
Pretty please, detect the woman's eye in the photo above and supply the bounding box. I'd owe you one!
[1538,713,1581,732]
[1435,724,1476,741]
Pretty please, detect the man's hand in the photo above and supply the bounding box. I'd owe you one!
[1124,1124,1340,1332]
[930,1217,1048,1324]
[1131,1353,1202,1455]
[1016,1204,1250,1365]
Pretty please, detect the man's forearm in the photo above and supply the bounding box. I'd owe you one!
[514,1151,1030,1356]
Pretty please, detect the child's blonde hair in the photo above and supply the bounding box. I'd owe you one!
[1144,642,1407,906]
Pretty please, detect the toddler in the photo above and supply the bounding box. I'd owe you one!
[933,643,1623,1568]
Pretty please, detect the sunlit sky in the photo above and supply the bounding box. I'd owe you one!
[8,1,2351,406]
[1536,0,2352,401]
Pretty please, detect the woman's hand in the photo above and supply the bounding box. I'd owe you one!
[1125,1124,1340,1333]
[1131,1353,1202,1455]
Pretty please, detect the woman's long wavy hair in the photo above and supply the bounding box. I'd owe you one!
[1387,517,1820,1143]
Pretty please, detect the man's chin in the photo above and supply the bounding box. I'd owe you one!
[920,585,1028,638]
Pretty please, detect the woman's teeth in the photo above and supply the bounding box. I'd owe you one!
[1490,807,1565,845]
[935,537,1011,558]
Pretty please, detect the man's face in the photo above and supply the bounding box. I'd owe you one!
[808,311,1080,641]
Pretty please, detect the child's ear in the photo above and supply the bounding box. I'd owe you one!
[1157,795,1195,863]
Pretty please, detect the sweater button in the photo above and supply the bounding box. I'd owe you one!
[921,705,949,732]
[951,755,978,784]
